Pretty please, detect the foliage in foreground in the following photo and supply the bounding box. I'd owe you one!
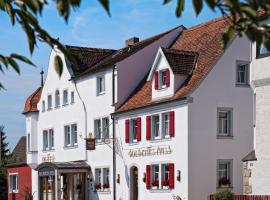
[213,191,233,200]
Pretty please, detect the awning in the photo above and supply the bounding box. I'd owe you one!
[242,150,257,162]
[35,161,90,176]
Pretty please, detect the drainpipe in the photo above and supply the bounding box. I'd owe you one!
[112,65,116,200]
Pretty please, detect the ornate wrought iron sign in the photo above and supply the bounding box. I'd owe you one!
[128,145,172,158]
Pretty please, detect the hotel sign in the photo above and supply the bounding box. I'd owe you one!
[42,154,55,162]
[86,138,96,150]
[128,145,172,158]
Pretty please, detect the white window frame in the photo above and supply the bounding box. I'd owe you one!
[94,117,109,143]
[43,129,54,151]
[130,119,138,143]
[97,75,105,95]
[94,167,110,191]
[151,112,171,141]
[152,115,160,140]
[150,163,171,190]
[217,108,233,138]
[47,94,52,110]
[159,69,167,89]
[27,133,31,152]
[70,91,75,104]
[9,173,18,193]
[162,113,170,139]
[55,90,60,108]
[64,123,78,148]
[217,159,233,188]
[63,89,69,106]
[236,61,249,86]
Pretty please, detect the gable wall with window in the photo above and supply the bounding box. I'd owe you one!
[187,35,253,199]
[115,102,189,199]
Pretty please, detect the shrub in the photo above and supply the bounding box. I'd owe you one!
[213,191,233,200]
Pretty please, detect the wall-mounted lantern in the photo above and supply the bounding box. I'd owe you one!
[117,174,120,184]
[177,170,181,182]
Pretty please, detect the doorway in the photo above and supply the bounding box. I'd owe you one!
[39,176,55,200]
[130,166,138,200]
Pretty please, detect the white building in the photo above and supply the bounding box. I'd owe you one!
[23,27,182,200]
[23,16,254,200]
[113,17,253,200]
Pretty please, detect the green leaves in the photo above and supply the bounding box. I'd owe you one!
[176,0,185,17]
[99,0,111,16]
[193,0,203,15]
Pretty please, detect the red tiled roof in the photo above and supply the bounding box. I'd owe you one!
[23,87,42,114]
[7,136,27,166]
[117,17,231,113]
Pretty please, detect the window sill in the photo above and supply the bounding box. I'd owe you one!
[62,104,69,107]
[9,191,19,194]
[149,137,172,143]
[128,142,139,146]
[97,92,106,96]
[216,135,234,139]
[157,87,168,91]
[216,186,233,191]
[256,53,270,59]
[54,106,60,109]
[42,149,55,153]
[235,83,250,88]
[95,190,111,194]
[63,145,78,150]
[47,108,53,111]
[150,189,171,193]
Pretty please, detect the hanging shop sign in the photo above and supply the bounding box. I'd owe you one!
[42,153,55,162]
[86,138,96,150]
[128,145,172,158]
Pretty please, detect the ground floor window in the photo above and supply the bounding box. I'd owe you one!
[217,159,233,188]
[146,163,174,190]
[94,167,110,191]
[9,174,18,193]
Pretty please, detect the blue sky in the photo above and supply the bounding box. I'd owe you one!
[0,0,219,150]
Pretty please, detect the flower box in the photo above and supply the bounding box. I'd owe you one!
[103,183,110,191]
[94,183,102,191]
[152,179,159,189]
[162,179,169,189]
[218,177,231,188]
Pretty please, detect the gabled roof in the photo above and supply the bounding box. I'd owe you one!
[23,87,42,114]
[67,46,116,76]
[7,136,27,167]
[75,26,183,77]
[116,17,231,113]
[162,48,198,75]
[242,150,257,162]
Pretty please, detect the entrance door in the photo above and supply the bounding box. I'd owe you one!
[130,166,138,200]
[40,176,55,200]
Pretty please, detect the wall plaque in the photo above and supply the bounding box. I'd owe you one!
[128,145,172,158]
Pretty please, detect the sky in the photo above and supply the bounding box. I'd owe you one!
[0,0,220,150]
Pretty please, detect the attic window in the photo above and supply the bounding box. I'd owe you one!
[154,69,170,90]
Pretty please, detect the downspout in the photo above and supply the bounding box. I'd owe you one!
[73,77,88,161]
[112,64,116,200]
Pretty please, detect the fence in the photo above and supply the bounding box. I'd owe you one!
[209,195,270,200]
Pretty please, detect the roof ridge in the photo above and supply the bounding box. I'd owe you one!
[162,47,198,56]
[66,45,116,52]
[187,16,228,31]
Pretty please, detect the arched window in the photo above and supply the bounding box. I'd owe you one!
[55,90,60,108]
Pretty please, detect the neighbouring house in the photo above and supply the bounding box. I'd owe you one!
[22,16,255,200]
[7,136,32,200]
[241,13,270,195]
[113,17,253,200]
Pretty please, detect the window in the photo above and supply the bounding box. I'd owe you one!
[27,133,30,152]
[94,117,109,142]
[43,129,54,151]
[152,115,160,139]
[9,174,18,193]
[71,91,75,104]
[257,43,270,58]
[47,95,52,110]
[95,168,110,191]
[162,113,170,138]
[130,119,138,143]
[97,75,105,95]
[236,63,249,85]
[64,124,78,147]
[217,108,233,137]
[217,160,233,188]
[55,90,60,107]
[42,100,45,112]
[160,70,167,88]
[154,69,170,90]
[147,163,174,190]
[63,89,68,105]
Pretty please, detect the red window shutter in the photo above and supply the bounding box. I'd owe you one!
[154,71,159,90]
[125,120,130,143]
[136,117,141,141]
[166,68,170,87]
[169,111,175,137]
[169,163,175,189]
[146,116,151,140]
[146,165,151,189]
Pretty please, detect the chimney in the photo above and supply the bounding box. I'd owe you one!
[125,37,139,47]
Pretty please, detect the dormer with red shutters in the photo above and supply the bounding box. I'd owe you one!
[148,47,198,101]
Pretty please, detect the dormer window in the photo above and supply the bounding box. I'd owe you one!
[154,69,170,90]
